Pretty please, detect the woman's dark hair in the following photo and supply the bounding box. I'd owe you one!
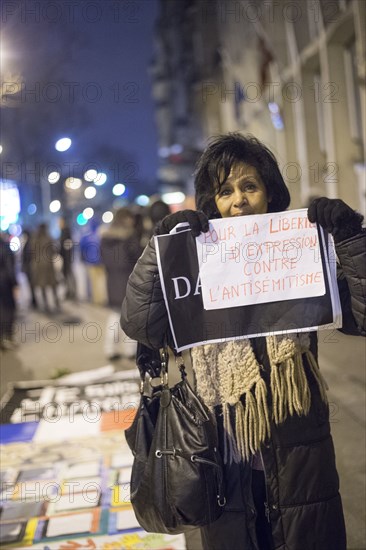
[194,133,290,217]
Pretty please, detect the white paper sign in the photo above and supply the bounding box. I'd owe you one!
[196,209,325,310]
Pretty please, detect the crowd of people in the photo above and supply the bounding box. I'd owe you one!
[0,200,170,354]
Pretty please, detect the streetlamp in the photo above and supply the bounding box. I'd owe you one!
[55,137,72,152]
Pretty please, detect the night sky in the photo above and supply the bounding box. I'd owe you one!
[1,0,160,197]
[70,0,160,185]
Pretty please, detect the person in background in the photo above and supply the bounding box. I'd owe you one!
[31,223,60,313]
[132,206,145,248]
[101,207,142,361]
[139,199,171,248]
[121,133,365,550]
[80,220,106,306]
[0,232,18,350]
[21,229,37,309]
[149,199,171,229]
[59,217,77,301]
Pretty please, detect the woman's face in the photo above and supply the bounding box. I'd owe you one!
[214,162,270,218]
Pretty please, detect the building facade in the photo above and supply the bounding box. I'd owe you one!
[151,0,365,213]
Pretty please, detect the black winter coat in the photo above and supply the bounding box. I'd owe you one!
[121,231,365,549]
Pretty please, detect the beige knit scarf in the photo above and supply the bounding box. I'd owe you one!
[190,334,328,463]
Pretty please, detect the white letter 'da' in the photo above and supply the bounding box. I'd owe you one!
[172,277,191,299]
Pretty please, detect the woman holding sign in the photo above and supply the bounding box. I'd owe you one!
[121,134,365,550]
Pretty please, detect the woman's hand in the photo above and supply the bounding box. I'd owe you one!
[308,197,363,243]
[154,210,209,237]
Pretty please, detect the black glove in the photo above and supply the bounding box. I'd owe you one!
[308,197,363,243]
[136,343,162,379]
[154,210,209,237]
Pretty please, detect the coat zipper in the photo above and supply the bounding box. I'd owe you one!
[260,451,271,523]
[264,501,270,523]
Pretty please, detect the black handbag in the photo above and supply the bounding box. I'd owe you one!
[125,344,226,534]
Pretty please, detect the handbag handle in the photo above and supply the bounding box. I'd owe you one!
[159,348,187,388]
[135,342,187,394]
[160,347,169,387]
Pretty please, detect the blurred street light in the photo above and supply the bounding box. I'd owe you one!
[84,186,96,199]
[49,200,61,213]
[94,172,107,186]
[27,203,37,215]
[112,183,126,196]
[83,207,94,220]
[161,191,185,204]
[55,137,72,152]
[65,177,82,190]
[102,211,113,223]
[84,169,98,182]
[77,213,88,226]
[48,171,60,183]
[10,236,21,252]
[135,195,149,206]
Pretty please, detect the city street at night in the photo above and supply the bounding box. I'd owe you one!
[1,0,365,548]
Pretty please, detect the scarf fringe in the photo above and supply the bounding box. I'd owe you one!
[270,350,328,425]
[192,335,329,464]
[270,354,310,423]
[223,378,270,463]
[305,350,329,401]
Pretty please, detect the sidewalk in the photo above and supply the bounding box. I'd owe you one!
[317,330,366,549]
[1,296,365,548]
[0,297,204,550]
[1,304,128,395]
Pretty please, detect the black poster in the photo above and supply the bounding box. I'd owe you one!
[155,228,339,352]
